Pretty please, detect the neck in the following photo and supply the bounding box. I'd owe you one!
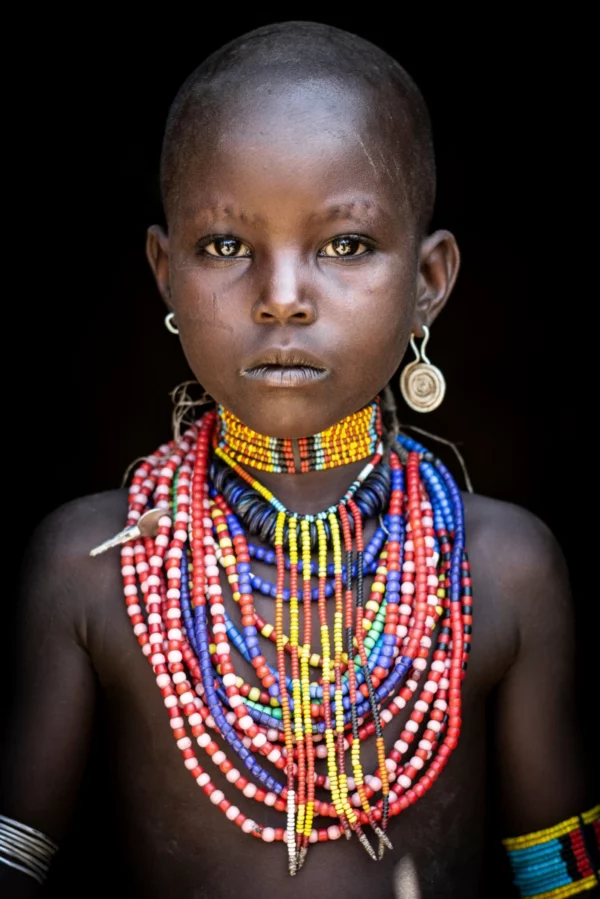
[239,456,378,516]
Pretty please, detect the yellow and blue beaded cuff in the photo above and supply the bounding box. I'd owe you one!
[503,805,599,897]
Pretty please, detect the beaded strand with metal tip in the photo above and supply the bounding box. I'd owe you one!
[274,511,297,874]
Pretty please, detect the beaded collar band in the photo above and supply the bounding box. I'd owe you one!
[215,399,382,474]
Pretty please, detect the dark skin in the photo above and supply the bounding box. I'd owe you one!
[1,78,594,898]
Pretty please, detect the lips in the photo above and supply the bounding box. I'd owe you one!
[241,349,329,387]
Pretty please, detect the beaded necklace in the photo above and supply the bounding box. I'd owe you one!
[216,400,381,473]
[119,402,471,875]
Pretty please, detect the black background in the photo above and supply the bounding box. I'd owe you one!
[5,10,594,894]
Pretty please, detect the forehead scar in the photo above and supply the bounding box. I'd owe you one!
[311,200,385,226]
[187,203,265,228]
[357,135,380,180]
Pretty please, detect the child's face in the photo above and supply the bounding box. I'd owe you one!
[149,81,455,437]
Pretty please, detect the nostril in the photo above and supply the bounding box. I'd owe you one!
[256,308,312,323]
[252,296,316,324]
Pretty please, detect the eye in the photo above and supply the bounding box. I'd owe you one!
[319,235,371,258]
[199,236,252,258]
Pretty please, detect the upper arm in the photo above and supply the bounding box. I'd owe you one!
[491,509,592,836]
[1,501,101,887]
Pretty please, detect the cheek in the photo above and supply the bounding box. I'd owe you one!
[339,260,416,376]
[170,267,246,387]
[171,262,237,332]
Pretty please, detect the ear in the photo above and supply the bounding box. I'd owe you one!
[413,230,460,336]
[146,225,172,308]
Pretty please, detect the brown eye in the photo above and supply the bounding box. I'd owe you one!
[202,237,251,258]
[320,236,369,257]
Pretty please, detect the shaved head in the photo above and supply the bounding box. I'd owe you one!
[160,22,436,234]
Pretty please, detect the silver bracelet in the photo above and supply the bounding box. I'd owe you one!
[0,814,58,884]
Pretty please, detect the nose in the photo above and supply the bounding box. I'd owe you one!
[251,251,316,325]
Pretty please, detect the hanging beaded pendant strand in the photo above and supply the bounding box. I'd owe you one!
[117,406,471,875]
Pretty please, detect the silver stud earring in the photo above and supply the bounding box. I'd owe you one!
[164,312,179,334]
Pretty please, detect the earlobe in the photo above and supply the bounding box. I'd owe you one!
[146,225,172,306]
[413,229,461,335]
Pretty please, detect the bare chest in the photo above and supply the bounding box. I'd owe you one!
[88,533,512,898]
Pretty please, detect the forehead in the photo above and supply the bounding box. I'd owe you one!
[172,76,409,221]
[212,74,371,131]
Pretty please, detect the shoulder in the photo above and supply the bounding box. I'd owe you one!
[20,489,130,646]
[27,488,130,577]
[463,492,566,578]
[462,492,571,644]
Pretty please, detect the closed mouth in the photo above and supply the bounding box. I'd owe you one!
[241,349,329,386]
[242,363,328,386]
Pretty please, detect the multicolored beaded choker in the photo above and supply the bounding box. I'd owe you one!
[107,403,472,875]
[215,400,382,474]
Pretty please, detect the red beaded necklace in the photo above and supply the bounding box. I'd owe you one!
[112,405,471,874]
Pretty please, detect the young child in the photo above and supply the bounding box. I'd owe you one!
[1,21,597,899]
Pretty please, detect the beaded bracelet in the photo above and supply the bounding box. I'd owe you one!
[0,814,58,884]
[503,805,599,898]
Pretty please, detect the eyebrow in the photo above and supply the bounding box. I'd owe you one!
[310,200,390,224]
[184,203,266,227]
[181,199,391,229]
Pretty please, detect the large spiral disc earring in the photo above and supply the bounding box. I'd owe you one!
[399,326,446,413]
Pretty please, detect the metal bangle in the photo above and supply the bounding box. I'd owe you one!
[0,814,58,853]
[0,814,58,884]
[0,852,45,885]
[0,837,48,876]
[0,827,55,862]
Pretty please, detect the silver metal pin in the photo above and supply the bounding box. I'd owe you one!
[89,508,167,557]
